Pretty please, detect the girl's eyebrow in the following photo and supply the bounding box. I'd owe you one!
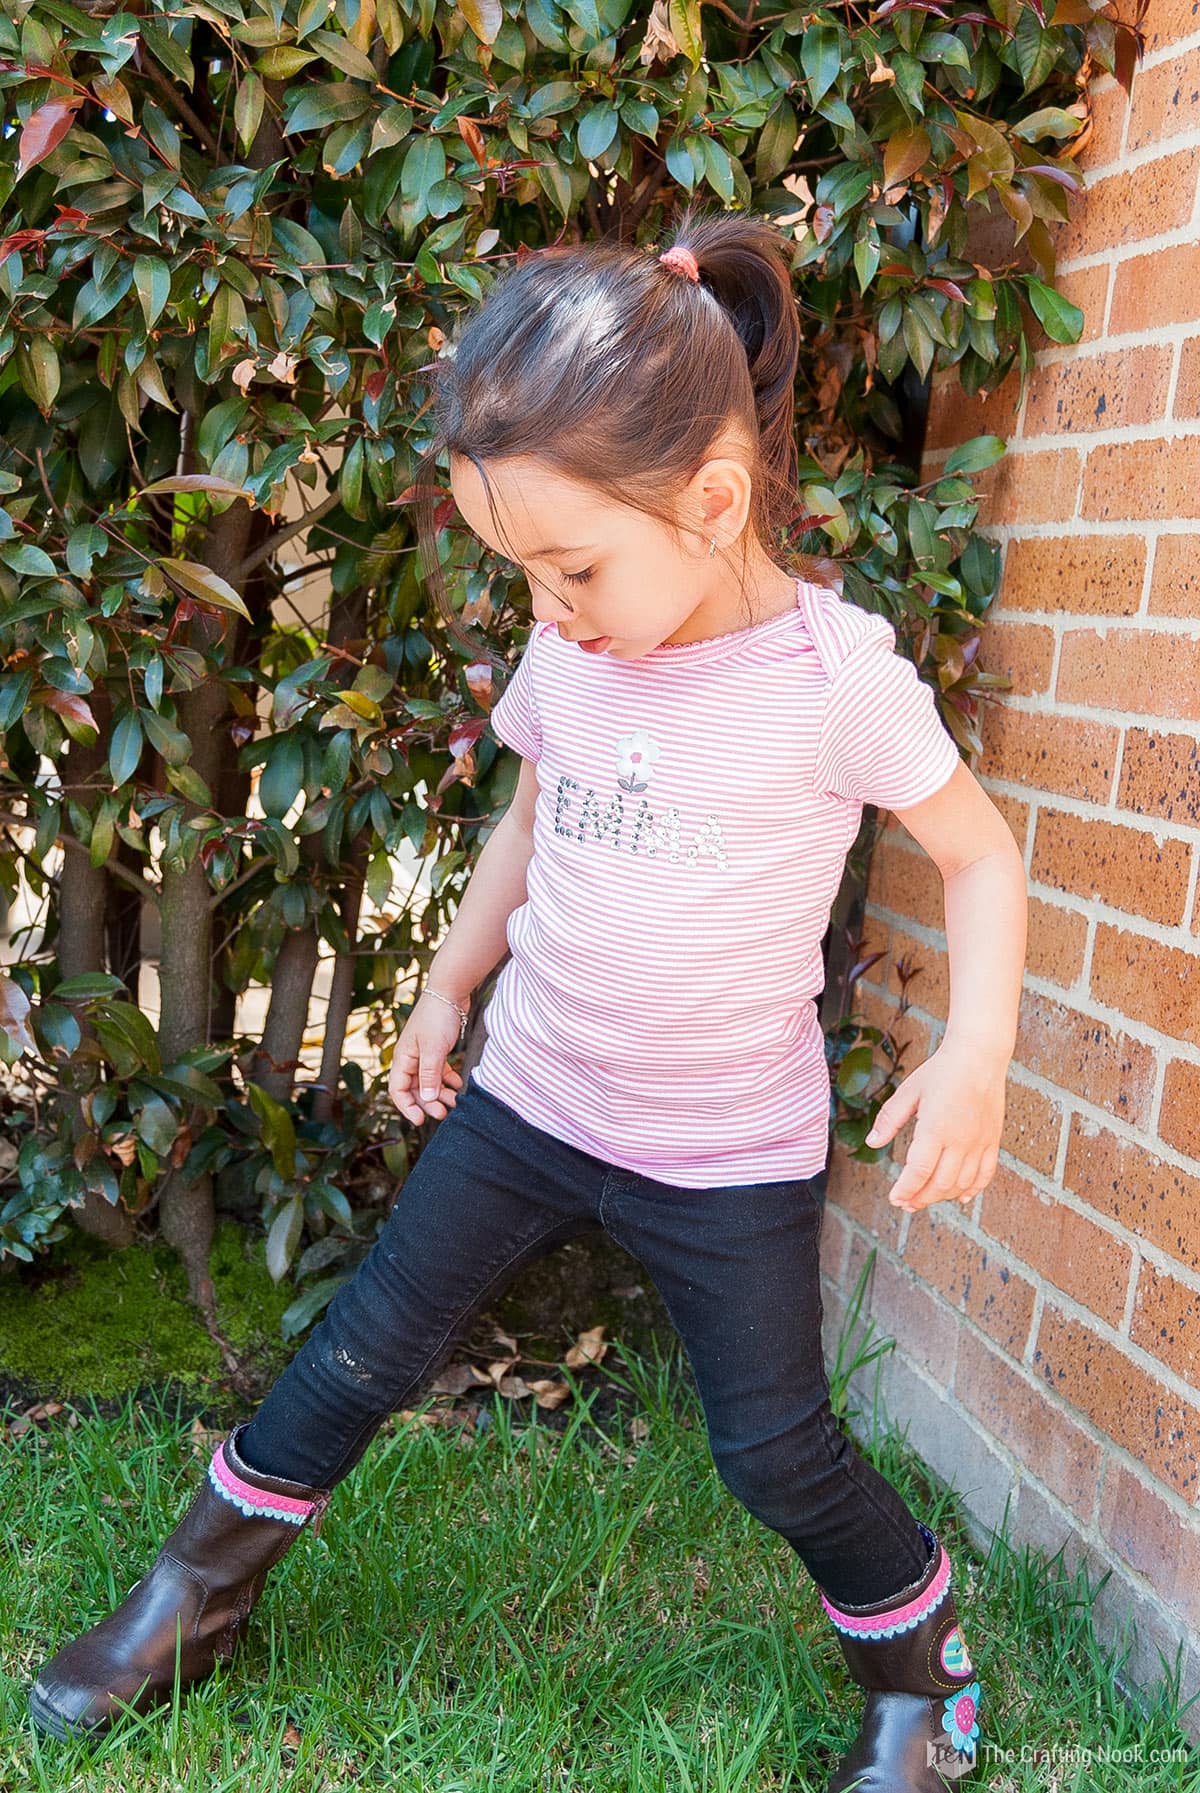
[525,542,596,559]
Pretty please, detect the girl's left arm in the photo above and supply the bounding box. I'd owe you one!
[859,759,1029,1215]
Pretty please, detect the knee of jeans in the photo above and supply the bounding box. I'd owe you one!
[709,1410,842,1530]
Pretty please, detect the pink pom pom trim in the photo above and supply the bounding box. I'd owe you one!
[660,245,701,283]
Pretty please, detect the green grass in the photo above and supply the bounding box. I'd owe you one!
[3,1324,1198,1793]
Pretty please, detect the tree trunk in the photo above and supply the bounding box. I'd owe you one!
[249,583,367,1104]
[106,837,145,998]
[59,707,136,1248]
[156,502,255,1308]
[248,864,322,1102]
[312,859,365,1124]
[210,724,251,1045]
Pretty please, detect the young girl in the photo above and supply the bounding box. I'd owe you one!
[30,204,1025,1790]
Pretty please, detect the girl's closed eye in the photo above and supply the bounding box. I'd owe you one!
[562,566,595,586]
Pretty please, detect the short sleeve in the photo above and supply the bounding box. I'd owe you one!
[490,625,544,763]
[813,612,960,810]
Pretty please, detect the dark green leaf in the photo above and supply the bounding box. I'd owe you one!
[800,23,840,106]
[577,101,618,160]
[259,734,305,817]
[109,710,143,786]
[943,435,1008,475]
[1023,276,1084,345]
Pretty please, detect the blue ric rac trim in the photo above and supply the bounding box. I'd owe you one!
[828,1576,951,1641]
[207,1457,307,1525]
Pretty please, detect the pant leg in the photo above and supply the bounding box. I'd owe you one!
[597,1164,930,1608]
[238,1079,604,1488]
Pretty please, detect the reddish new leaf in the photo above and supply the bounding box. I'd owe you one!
[926,277,969,303]
[457,115,488,170]
[449,716,487,758]
[18,98,82,178]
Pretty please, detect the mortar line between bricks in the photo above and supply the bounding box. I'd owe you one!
[878,792,1198,853]
[826,1218,1200,1466]
[946,692,1200,734]
[842,1310,1090,1510]
[890,1329,1200,1547]
[1076,128,1200,186]
[928,325,1200,375]
[861,1003,1200,1172]
[976,416,1200,455]
[1053,219,1200,274]
[1165,333,1186,422]
[838,1277,1200,1517]
[1121,1245,1142,1336]
[863,890,1200,973]
[989,1248,1197,1412]
[861,1135,1200,1306]
[1096,30,1200,78]
[976,618,1200,647]
[850,1041,1200,1295]
[978,519,1200,540]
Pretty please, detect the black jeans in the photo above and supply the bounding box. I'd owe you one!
[238,1076,930,1608]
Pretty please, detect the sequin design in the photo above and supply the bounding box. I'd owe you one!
[551,731,729,874]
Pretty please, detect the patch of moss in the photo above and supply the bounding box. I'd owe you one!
[0,1218,296,1413]
[0,1217,675,1429]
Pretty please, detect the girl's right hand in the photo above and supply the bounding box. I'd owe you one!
[388,995,465,1124]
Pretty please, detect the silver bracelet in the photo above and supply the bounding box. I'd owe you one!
[419,986,469,1043]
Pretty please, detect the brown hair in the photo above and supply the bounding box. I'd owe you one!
[411,200,834,662]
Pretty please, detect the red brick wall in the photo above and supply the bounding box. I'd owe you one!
[819,7,1200,1727]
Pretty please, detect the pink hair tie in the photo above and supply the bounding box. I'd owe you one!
[659,244,701,283]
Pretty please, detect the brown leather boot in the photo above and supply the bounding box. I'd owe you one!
[822,1523,981,1790]
[28,1422,332,1740]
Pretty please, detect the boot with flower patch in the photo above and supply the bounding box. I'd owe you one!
[822,1522,981,1791]
[28,1422,332,1740]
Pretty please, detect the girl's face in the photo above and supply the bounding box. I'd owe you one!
[448,452,752,659]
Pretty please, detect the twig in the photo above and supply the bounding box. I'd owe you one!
[236,491,342,578]
[138,54,220,157]
[0,811,161,906]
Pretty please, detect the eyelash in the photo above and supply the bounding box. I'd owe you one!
[562,567,594,587]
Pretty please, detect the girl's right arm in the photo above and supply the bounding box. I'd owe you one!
[388,757,538,1122]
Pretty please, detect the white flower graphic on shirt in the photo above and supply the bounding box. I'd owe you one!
[615,730,661,793]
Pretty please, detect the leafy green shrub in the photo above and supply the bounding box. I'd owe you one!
[0,0,1138,1321]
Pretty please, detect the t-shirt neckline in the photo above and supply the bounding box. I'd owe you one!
[629,574,808,666]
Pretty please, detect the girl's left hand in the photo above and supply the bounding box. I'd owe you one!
[863,1040,1007,1214]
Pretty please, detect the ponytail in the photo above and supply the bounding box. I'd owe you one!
[666,208,801,500]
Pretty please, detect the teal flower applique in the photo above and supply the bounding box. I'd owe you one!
[942,1680,981,1756]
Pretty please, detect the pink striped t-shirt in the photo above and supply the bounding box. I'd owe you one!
[471,576,961,1187]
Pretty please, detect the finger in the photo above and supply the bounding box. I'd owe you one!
[891,1147,966,1211]
[388,1068,423,1123]
[887,1149,941,1210]
[417,1054,444,1104]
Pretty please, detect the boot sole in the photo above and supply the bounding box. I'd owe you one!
[28,1680,116,1741]
[28,1675,167,1742]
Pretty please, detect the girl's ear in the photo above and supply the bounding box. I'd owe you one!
[689,454,752,544]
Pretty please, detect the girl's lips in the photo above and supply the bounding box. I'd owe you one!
[578,635,611,653]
